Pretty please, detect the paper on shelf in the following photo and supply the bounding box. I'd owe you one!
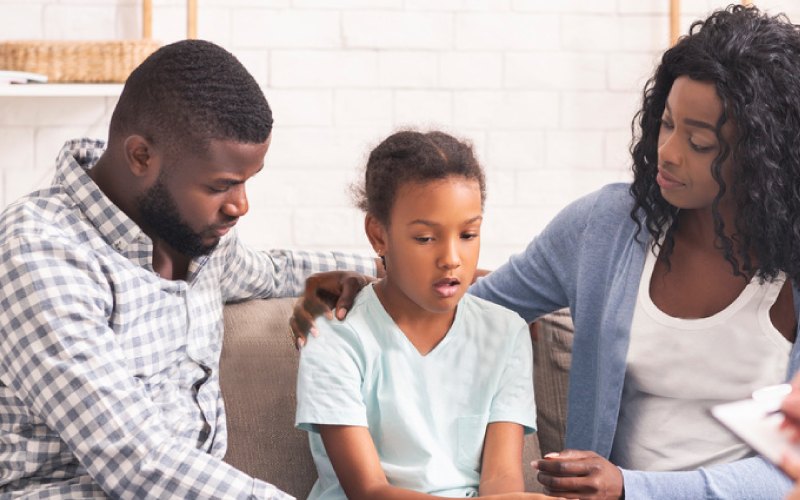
[0,70,48,84]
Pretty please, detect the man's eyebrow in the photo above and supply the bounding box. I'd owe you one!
[218,178,244,186]
[665,101,715,131]
[409,215,483,226]
[216,164,265,185]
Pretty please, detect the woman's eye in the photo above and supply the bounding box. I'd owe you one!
[660,118,674,130]
[689,141,715,153]
[461,233,478,240]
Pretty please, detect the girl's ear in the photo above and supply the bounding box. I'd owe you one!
[365,214,387,255]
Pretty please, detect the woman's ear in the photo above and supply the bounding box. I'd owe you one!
[365,214,387,256]
[123,135,157,179]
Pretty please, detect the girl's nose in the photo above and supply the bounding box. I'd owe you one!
[438,241,461,270]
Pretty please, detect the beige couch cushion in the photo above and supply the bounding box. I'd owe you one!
[221,298,317,498]
[533,309,573,457]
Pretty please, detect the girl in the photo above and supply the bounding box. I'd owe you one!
[295,131,559,500]
[294,5,800,499]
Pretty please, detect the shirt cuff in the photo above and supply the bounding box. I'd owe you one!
[620,467,706,500]
[252,478,296,500]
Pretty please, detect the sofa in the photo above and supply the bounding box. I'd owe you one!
[219,298,574,498]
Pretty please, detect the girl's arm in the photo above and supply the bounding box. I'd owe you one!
[479,422,526,495]
[319,424,560,500]
[319,424,437,500]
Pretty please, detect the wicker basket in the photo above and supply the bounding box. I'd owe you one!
[0,39,162,83]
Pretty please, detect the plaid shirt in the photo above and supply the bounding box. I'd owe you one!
[0,139,375,500]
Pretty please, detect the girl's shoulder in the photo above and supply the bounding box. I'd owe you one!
[312,285,387,345]
[460,293,529,331]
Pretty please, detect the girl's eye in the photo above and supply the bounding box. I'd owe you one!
[461,233,478,240]
[414,236,433,243]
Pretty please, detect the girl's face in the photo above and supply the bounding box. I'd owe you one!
[656,75,737,211]
[367,176,482,321]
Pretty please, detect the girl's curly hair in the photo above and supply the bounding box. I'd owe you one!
[630,4,800,283]
[353,130,486,226]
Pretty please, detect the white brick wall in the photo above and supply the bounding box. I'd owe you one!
[0,0,794,268]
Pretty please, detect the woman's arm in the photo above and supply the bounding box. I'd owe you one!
[319,425,560,500]
[479,422,526,495]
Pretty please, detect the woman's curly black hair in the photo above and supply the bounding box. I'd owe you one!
[630,4,800,283]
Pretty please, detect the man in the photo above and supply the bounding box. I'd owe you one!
[0,40,375,499]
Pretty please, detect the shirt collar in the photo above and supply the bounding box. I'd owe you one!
[55,138,152,257]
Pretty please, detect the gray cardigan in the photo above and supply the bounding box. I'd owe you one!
[469,182,799,499]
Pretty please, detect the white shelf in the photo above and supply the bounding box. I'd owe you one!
[0,84,124,97]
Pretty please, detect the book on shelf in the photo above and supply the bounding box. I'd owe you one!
[0,70,48,84]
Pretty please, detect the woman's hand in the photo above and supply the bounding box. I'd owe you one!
[534,450,624,500]
[289,271,373,348]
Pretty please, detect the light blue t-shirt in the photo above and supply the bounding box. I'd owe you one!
[295,284,536,500]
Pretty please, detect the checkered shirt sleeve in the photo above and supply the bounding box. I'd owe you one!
[218,233,378,301]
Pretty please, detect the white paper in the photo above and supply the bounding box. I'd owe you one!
[711,384,800,466]
[0,70,48,84]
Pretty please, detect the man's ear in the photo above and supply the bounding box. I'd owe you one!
[365,214,387,256]
[123,135,157,179]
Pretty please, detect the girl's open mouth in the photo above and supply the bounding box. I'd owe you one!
[433,277,461,297]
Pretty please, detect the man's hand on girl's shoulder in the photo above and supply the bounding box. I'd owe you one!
[290,270,374,348]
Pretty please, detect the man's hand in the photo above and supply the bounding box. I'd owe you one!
[534,450,624,500]
[289,271,373,348]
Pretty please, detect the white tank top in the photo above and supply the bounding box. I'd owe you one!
[610,242,792,471]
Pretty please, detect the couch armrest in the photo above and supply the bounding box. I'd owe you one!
[220,298,317,499]
[533,308,573,457]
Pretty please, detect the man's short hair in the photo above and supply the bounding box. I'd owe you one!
[109,39,273,156]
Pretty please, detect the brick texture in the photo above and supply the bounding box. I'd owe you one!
[0,0,788,269]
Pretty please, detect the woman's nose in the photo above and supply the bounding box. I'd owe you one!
[658,129,680,167]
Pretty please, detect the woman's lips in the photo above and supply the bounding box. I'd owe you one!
[657,168,684,190]
[433,277,460,298]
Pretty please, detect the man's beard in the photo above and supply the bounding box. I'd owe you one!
[137,177,220,258]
